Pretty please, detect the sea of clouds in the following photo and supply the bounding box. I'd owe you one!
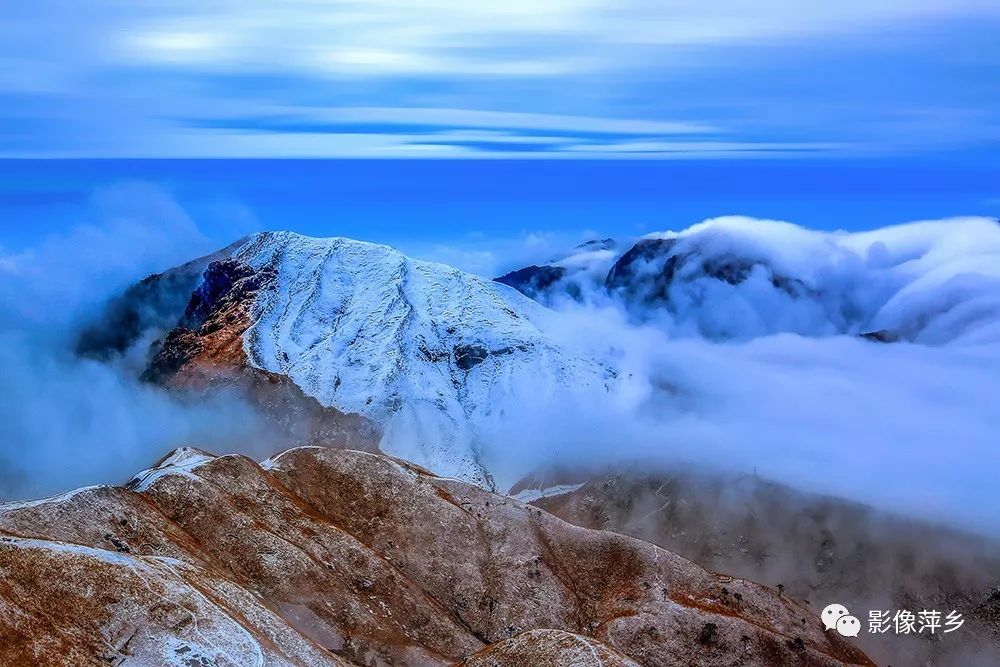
[535,215,1000,344]
[482,216,1000,534]
[1,195,998,536]
[0,184,268,499]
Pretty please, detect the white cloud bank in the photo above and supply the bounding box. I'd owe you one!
[479,216,1000,534]
[2,208,998,536]
[485,314,1000,533]
[534,216,1000,345]
[665,216,1000,344]
[0,184,266,500]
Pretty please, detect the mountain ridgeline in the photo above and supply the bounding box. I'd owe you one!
[0,445,873,666]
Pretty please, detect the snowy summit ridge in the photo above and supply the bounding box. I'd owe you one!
[223,231,608,485]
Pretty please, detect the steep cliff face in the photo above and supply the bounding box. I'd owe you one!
[141,256,380,454]
[0,445,872,667]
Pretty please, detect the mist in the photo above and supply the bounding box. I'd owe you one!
[476,218,1000,536]
[3,197,998,541]
[0,183,266,500]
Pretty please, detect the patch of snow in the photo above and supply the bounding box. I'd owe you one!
[260,445,329,471]
[127,447,215,492]
[0,534,146,567]
[0,484,109,515]
[511,483,585,503]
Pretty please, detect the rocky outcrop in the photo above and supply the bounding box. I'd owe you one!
[0,446,873,667]
[493,238,619,304]
[494,265,568,300]
[604,238,677,298]
[76,240,246,360]
[142,257,380,453]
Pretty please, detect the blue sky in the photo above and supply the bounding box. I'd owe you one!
[1,158,997,277]
[1,1,998,158]
[1,2,998,276]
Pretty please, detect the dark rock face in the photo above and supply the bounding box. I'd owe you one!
[142,258,277,384]
[606,237,810,309]
[495,265,567,299]
[454,343,490,370]
[860,329,898,343]
[179,258,272,330]
[0,446,873,667]
[139,327,203,384]
[76,240,244,359]
[605,238,679,301]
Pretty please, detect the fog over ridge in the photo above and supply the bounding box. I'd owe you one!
[0,183,268,500]
[1,190,998,537]
[528,214,1000,345]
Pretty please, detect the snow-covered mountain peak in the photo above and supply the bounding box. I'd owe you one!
[144,230,612,486]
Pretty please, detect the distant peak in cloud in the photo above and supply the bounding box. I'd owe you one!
[499,215,1000,346]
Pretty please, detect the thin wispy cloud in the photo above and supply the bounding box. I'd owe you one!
[0,0,997,157]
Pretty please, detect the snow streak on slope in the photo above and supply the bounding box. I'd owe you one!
[232,232,611,485]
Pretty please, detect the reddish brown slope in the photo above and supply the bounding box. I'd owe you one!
[142,258,380,454]
[0,446,874,666]
[529,466,1000,666]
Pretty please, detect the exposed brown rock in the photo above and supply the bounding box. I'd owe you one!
[0,532,348,667]
[143,258,380,454]
[0,446,873,666]
[143,259,273,387]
